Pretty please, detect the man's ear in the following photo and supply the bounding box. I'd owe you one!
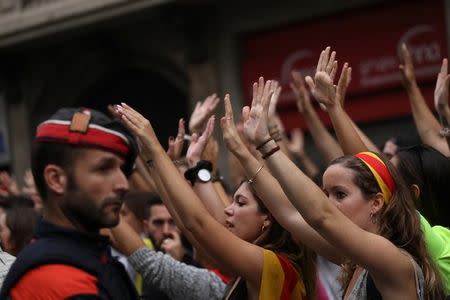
[371,192,385,215]
[43,164,68,195]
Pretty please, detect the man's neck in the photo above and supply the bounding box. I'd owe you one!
[42,207,98,235]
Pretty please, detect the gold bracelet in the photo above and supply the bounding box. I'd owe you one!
[247,165,264,184]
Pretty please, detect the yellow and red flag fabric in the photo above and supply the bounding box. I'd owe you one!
[259,249,306,300]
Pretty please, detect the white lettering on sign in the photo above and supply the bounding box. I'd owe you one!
[359,24,442,88]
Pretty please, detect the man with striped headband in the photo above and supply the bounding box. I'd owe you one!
[0,108,139,299]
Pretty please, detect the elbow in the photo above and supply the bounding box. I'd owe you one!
[182,215,207,235]
[306,207,334,233]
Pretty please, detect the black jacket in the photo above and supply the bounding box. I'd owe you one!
[0,219,138,300]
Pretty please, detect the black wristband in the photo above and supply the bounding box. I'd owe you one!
[184,160,213,185]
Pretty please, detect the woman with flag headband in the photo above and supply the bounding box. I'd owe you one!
[114,99,316,300]
[233,47,443,299]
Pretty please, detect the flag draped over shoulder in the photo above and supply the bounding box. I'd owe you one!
[259,249,306,300]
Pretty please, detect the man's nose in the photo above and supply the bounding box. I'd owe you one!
[114,171,129,194]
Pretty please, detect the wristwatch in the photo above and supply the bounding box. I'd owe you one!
[184,160,213,185]
[197,168,212,183]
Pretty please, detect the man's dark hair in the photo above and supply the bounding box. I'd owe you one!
[147,194,164,217]
[31,142,82,200]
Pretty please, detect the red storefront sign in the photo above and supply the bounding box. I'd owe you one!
[241,0,448,130]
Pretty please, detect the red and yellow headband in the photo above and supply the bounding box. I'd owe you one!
[354,152,395,203]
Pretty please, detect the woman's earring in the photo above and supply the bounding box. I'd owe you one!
[261,224,266,232]
[370,212,377,224]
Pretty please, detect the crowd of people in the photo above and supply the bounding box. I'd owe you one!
[0,43,448,300]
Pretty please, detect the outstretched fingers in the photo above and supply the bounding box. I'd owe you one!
[223,94,234,122]
[326,51,336,74]
[317,47,331,73]
[440,58,448,75]
[329,60,338,82]
[400,43,413,66]
[305,75,316,92]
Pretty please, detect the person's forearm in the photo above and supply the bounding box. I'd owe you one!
[268,116,292,160]
[129,247,226,300]
[232,144,342,263]
[110,222,146,256]
[350,119,380,153]
[261,141,342,230]
[303,104,343,163]
[327,105,367,155]
[406,83,442,142]
[192,182,226,225]
[150,166,222,268]
[438,112,450,154]
[295,152,319,179]
[213,181,231,206]
[129,172,154,192]
[443,107,450,125]
[135,156,157,190]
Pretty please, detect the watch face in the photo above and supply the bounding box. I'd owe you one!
[197,169,212,182]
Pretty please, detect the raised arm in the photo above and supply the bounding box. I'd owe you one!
[267,80,292,158]
[290,71,343,163]
[109,220,226,300]
[434,58,450,154]
[242,75,423,295]
[115,104,268,288]
[189,94,220,134]
[185,127,226,225]
[286,128,319,179]
[221,94,343,263]
[334,67,380,153]
[305,48,367,155]
[399,44,449,156]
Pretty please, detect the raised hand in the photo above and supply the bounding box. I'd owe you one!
[286,128,305,157]
[399,43,417,87]
[242,77,274,145]
[186,116,215,167]
[268,80,282,119]
[336,62,352,107]
[290,71,312,113]
[0,171,20,196]
[434,58,450,115]
[167,118,185,161]
[115,103,158,160]
[305,47,339,109]
[189,94,220,133]
[202,137,219,171]
[160,230,185,261]
[220,94,248,155]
